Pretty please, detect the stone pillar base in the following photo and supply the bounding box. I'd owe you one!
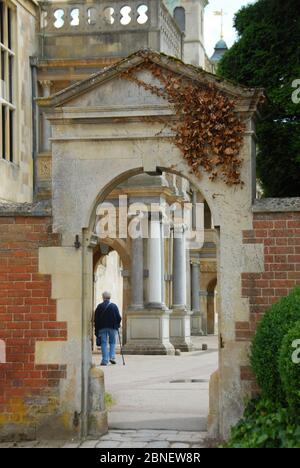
[123,308,175,355]
[170,308,193,352]
[201,312,208,336]
[88,366,108,437]
[191,311,204,336]
[123,342,175,355]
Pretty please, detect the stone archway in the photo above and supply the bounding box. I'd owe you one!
[80,158,253,439]
[37,50,264,439]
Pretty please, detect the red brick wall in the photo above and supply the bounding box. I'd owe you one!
[0,216,67,437]
[238,211,300,390]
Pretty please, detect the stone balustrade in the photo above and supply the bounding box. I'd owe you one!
[40,1,151,33]
[39,0,183,59]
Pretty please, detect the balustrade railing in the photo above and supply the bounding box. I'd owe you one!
[41,1,163,33]
[39,1,183,60]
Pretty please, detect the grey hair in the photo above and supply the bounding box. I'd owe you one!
[102,291,111,300]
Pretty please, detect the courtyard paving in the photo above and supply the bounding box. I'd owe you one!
[96,335,218,432]
[0,336,217,448]
[0,430,207,448]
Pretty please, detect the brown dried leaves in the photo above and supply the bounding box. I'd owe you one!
[121,60,245,186]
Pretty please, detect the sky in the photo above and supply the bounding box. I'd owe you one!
[204,0,257,57]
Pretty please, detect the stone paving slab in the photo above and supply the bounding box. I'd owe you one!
[76,430,207,449]
[96,441,122,448]
[79,440,99,448]
[0,430,207,449]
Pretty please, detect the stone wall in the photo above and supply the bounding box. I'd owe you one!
[0,212,67,440]
[0,1,38,203]
[239,201,300,394]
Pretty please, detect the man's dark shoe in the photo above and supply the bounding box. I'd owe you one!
[100,362,108,366]
[110,359,116,365]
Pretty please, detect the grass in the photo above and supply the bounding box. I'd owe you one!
[104,392,116,410]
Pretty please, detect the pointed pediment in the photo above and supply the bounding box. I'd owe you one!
[37,49,264,113]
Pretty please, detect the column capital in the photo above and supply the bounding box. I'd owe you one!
[39,80,53,97]
[39,80,53,87]
[172,223,187,235]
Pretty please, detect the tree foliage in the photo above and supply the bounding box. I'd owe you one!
[226,290,300,448]
[279,321,300,410]
[218,0,300,197]
[250,287,300,402]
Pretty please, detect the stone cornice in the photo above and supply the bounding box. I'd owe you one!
[46,104,174,122]
[252,198,300,213]
[34,57,119,69]
[0,200,51,217]
[37,48,265,113]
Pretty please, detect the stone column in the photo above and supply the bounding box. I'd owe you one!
[192,190,197,231]
[200,290,208,335]
[191,263,200,311]
[39,80,52,152]
[123,212,174,355]
[161,230,166,307]
[172,226,187,309]
[170,226,193,351]
[147,214,163,307]
[130,236,144,309]
[191,261,203,335]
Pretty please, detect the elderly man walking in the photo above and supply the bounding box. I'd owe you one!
[94,292,122,366]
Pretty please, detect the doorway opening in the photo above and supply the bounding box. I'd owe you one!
[90,171,219,432]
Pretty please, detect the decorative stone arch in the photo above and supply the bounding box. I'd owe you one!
[93,238,131,272]
[37,49,264,439]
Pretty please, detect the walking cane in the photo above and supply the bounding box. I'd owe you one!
[118,329,126,366]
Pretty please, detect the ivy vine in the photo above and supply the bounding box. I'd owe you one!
[121,57,247,186]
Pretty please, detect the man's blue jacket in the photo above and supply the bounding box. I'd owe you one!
[94,300,122,335]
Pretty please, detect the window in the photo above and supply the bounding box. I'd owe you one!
[0,1,15,162]
[173,7,185,33]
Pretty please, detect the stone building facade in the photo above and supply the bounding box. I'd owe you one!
[0,0,38,202]
[0,0,299,443]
